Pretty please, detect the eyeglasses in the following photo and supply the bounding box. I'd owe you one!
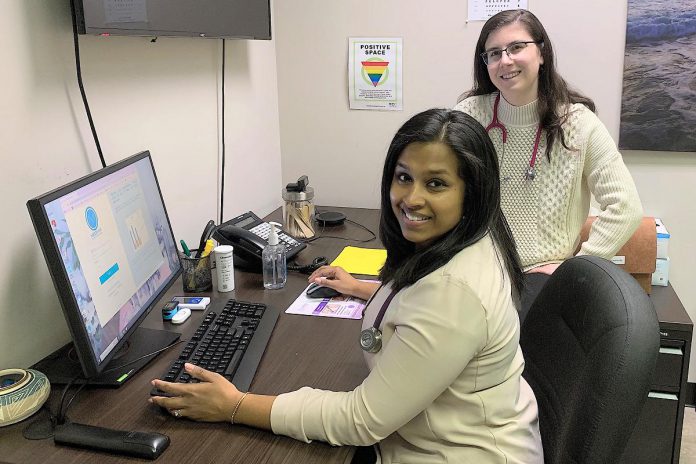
[480,41,542,66]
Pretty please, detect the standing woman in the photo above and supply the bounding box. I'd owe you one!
[151,109,543,464]
[454,9,642,319]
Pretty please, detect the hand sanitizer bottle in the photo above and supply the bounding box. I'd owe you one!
[262,223,287,289]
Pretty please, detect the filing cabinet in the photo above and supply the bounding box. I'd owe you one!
[620,284,692,464]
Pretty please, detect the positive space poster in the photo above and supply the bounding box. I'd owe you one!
[619,0,696,152]
[348,38,403,111]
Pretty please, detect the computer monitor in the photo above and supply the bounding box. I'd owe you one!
[27,151,182,386]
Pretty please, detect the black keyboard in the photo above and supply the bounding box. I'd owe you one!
[152,299,278,395]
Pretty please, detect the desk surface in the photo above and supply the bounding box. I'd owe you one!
[0,206,378,464]
[1,207,691,463]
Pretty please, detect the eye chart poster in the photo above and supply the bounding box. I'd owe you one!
[468,0,528,21]
[348,38,403,111]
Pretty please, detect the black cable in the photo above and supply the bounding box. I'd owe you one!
[301,216,377,244]
[345,218,377,242]
[99,338,187,375]
[287,256,329,274]
[287,213,376,272]
[57,374,83,425]
[58,338,186,423]
[25,338,186,438]
[69,0,106,169]
[61,382,89,422]
[219,38,226,224]
[22,377,75,439]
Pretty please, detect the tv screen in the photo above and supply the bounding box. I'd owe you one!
[73,0,272,40]
[27,151,181,385]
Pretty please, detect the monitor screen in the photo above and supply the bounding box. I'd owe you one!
[27,151,181,382]
[73,0,272,40]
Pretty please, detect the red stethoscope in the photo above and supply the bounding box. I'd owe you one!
[486,93,543,181]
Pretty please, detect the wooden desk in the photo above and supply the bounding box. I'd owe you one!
[1,207,691,463]
[0,206,378,464]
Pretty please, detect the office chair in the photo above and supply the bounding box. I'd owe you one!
[520,255,659,464]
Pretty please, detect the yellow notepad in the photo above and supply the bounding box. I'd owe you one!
[330,246,387,276]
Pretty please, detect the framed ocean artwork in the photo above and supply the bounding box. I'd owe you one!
[619,0,696,152]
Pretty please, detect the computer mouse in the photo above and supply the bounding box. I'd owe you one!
[306,282,341,299]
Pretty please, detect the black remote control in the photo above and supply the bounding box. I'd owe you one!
[54,422,170,460]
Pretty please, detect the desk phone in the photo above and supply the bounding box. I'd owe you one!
[217,211,306,260]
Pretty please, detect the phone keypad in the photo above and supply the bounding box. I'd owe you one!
[223,211,306,259]
[250,223,302,250]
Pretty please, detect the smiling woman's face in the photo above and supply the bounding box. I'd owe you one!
[484,22,544,106]
[390,142,465,248]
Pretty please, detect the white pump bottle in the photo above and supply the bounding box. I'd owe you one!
[262,224,287,289]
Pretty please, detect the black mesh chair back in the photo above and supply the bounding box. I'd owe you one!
[521,255,659,464]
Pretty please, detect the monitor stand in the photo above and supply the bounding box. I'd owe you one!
[32,327,180,387]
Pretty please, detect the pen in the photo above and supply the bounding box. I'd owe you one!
[199,239,215,258]
[196,220,217,255]
[180,239,191,257]
[194,239,216,273]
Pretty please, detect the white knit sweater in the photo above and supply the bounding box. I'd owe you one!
[454,93,642,270]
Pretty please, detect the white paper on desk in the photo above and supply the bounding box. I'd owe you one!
[286,284,370,319]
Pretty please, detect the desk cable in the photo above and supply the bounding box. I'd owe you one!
[301,214,377,244]
[287,256,329,274]
[288,213,376,273]
[69,0,106,169]
[22,338,187,440]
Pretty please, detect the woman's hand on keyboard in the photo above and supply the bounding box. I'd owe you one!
[150,363,241,422]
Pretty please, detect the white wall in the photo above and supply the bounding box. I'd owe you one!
[3,0,694,382]
[0,0,281,369]
[274,1,472,208]
[273,1,696,378]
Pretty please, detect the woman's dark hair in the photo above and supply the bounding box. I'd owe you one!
[378,108,523,300]
[462,9,595,160]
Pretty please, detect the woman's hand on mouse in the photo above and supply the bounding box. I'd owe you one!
[308,266,380,300]
[150,363,241,422]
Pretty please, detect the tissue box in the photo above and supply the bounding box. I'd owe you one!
[577,216,657,294]
[655,218,670,259]
[652,258,670,286]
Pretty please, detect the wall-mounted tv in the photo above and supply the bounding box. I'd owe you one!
[73,0,271,40]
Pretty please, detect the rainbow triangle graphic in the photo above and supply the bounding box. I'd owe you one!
[361,61,389,87]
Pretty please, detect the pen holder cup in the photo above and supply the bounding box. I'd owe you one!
[180,251,213,293]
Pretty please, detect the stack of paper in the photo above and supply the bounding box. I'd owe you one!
[330,246,387,276]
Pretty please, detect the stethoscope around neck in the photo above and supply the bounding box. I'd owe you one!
[360,285,399,353]
[486,93,543,181]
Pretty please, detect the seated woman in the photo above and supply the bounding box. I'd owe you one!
[151,109,543,464]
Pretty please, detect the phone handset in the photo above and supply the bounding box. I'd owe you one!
[209,211,307,272]
[213,225,268,255]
